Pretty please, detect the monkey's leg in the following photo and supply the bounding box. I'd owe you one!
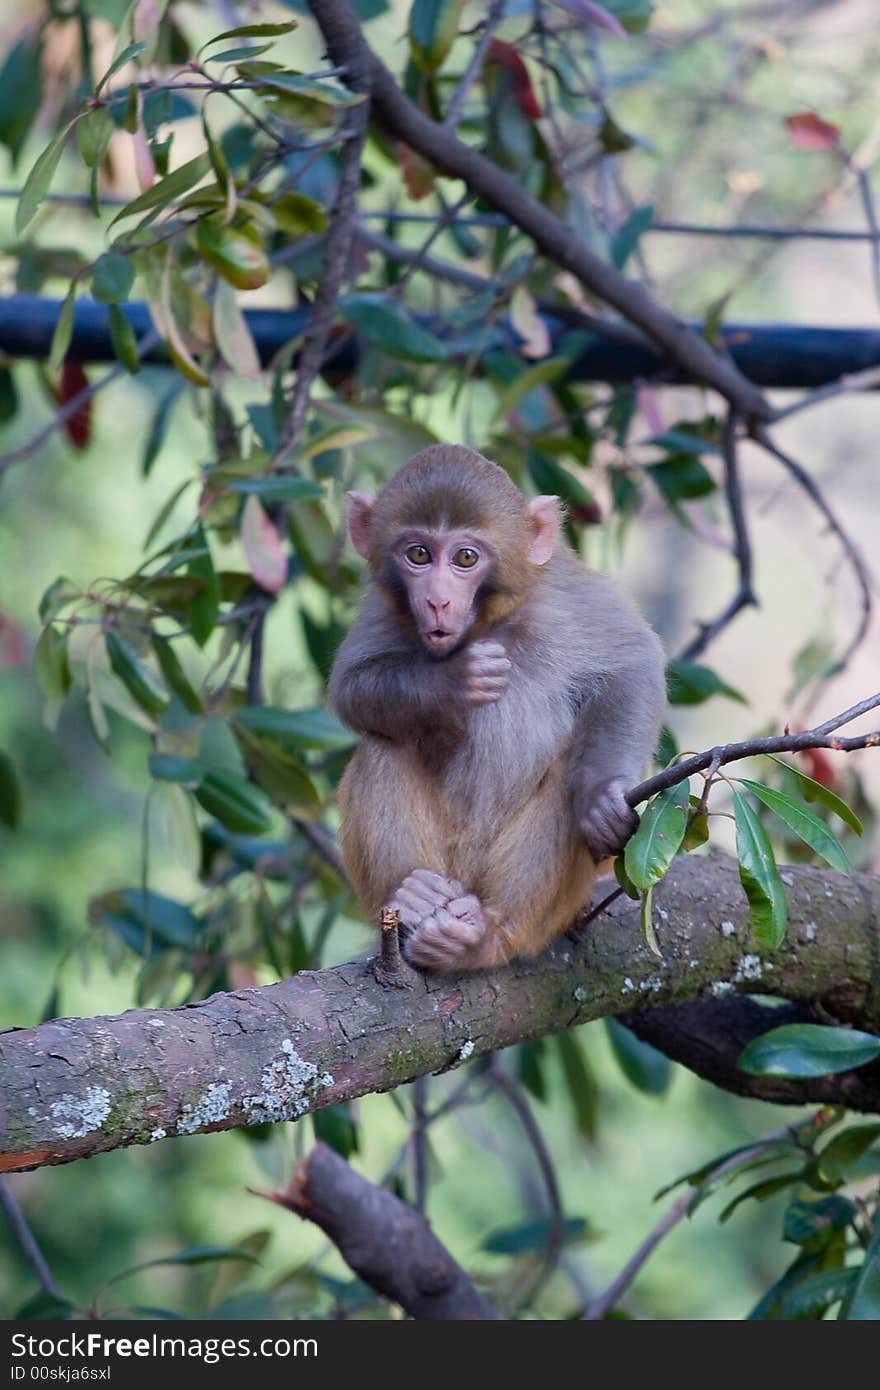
[404,759,596,973]
[338,742,476,948]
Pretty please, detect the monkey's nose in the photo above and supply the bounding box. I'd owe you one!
[427,596,450,615]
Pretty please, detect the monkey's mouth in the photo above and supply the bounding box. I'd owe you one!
[423,626,457,654]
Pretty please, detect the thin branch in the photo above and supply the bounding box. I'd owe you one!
[411,1077,430,1213]
[770,362,880,424]
[627,720,880,808]
[814,690,880,735]
[0,330,160,477]
[648,220,880,243]
[678,409,756,662]
[443,0,507,129]
[0,1178,64,1304]
[582,1122,801,1319]
[255,1142,498,1319]
[489,1054,566,1304]
[273,94,370,463]
[292,817,348,880]
[752,427,873,667]
[308,0,772,423]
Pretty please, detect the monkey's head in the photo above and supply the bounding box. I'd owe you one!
[346,444,559,656]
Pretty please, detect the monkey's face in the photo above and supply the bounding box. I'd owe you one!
[392,528,495,656]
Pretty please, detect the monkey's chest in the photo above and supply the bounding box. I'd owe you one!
[440,673,576,826]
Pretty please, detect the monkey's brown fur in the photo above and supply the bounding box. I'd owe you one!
[330,445,666,971]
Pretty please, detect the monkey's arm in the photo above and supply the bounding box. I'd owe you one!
[568,620,667,861]
[329,594,483,740]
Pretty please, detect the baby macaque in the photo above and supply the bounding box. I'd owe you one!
[329,445,665,972]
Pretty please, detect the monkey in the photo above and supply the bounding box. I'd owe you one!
[329,444,666,973]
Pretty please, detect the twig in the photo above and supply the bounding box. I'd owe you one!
[273,89,370,463]
[582,1123,800,1318]
[627,721,880,808]
[412,1076,430,1213]
[292,817,348,880]
[443,0,507,129]
[254,1142,498,1319]
[679,409,756,662]
[0,330,160,478]
[380,907,402,971]
[770,363,880,424]
[0,1178,65,1304]
[752,428,873,667]
[489,1054,566,1305]
[814,690,880,735]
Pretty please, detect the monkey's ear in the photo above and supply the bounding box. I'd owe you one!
[346,490,376,559]
[526,495,559,566]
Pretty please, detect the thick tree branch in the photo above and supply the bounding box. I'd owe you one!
[2,856,880,1173]
[307,0,772,423]
[256,1142,497,1319]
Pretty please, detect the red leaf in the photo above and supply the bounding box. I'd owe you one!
[799,746,838,788]
[0,613,26,668]
[487,40,541,119]
[785,112,841,152]
[241,494,287,594]
[399,143,436,200]
[55,361,92,450]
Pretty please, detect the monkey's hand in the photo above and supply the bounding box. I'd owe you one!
[578,776,638,861]
[463,640,511,707]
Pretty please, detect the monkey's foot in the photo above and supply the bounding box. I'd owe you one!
[389,869,488,972]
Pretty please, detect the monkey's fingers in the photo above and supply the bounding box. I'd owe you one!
[468,639,508,661]
[403,909,486,971]
[408,869,466,898]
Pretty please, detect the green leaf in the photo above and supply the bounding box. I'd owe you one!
[93,887,200,956]
[195,769,274,835]
[48,280,77,372]
[0,365,18,424]
[718,1173,801,1224]
[271,191,328,236]
[227,476,324,501]
[148,753,201,785]
[640,884,660,957]
[766,754,863,835]
[204,21,298,45]
[815,1125,880,1188]
[108,303,140,373]
[253,72,364,109]
[736,778,850,875]
[34,625,72,731]
[645,453,716,504]
[39,577,78,623]
[732,789,787,949]
[525,448,596,513]
[739,1023,880,1079]
[92,251,135,304]
[109,152,211,229]
[313,1103,360,1158]
[106,633,169,717]
[666,659,746,706]
[646,428,722,457]
[187,523,220,647]
[341,294,447,363]
[0,751,21,829]
[233,726,322,814]
[75,105,115,168]
[482,1217,590,1255]
[17,122,74,235]
[95,41,145,96]
[604,1018,672,1096]
[777,1267,856,1320]
[624,783,690,890]
[152,636,202,714]
[611,202,654,270]
[613,853,640,900]
[848,1213,880,1319]
[141,384,183,478]
[0,35,44,165]
[232,706,354,751]
[784,1196,856,1246]
[409,0,463,72]
[555,1029,599,1139]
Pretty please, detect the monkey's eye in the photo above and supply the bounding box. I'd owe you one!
[453,547,479,569]
[405,544,431,566]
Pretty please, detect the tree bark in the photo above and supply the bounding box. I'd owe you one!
[1,855,878,1173]
[262,1142,497,1319]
